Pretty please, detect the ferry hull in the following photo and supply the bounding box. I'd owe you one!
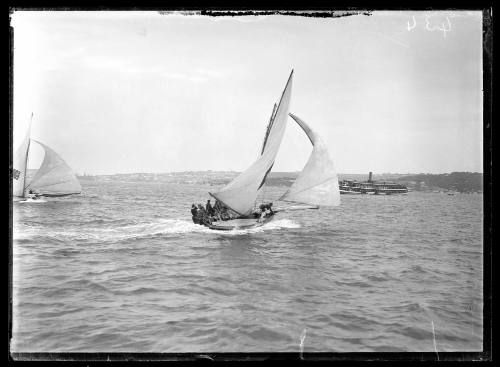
[340,190,361,195]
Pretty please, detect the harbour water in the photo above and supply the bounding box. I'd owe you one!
[11,173,483,352]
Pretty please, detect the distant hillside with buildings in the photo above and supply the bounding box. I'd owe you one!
[75,171,483,193]
[395,172,483,193]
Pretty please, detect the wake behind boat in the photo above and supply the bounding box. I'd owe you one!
[190,71,340,231]
[19,197,47,203]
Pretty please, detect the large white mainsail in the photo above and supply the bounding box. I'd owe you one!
[210,71,294,216]
[12,119,32,197]
[280,113,340,207]
[24,140,82,197]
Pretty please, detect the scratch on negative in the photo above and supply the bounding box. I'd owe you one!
[299,328,307,360]
[371,31,410,49]
[431,320,439,361]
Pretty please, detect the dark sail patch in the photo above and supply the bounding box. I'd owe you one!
[258,163,274,190]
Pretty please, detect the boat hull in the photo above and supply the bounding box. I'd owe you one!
[19,198,47,203]
[206,215,274,231]
[375,190,408,195]
[340,190,361,195]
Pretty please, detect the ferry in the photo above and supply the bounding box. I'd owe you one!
[339,172,408,195]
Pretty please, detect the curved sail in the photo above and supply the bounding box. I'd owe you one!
[210,71,293,216]
[25,140,81,196]
[13,121,32,197]
[280,113,340,207]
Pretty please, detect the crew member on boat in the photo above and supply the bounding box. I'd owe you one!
[199,204,214,225]
[212,202,221,221]
[191,204,198,224]
[267,203,274,215]
[258,210,266,222]
[214,200,222,213]
[206,200,214,216]
[27,189,39,200]
[256,203,274,222]
[195,204,206,225]
[253,204,264,218]
[214,200,231,220]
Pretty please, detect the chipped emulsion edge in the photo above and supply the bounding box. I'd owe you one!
[158,10,372,19]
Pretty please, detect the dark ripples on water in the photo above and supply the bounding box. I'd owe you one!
[11,177,483,352]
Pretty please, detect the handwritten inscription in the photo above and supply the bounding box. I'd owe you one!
[407,16,417,31]
[407,14,452,38]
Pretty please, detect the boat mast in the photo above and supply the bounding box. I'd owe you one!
[212,70,293,216]
[259,70,293,157]
[256,70,294,209]
[260,103,277,155]
[257,103,277,208]
[21,113,33,198]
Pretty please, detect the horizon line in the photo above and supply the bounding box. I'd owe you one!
[72,170,484,176]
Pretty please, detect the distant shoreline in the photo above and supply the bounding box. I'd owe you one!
[71,171,483,194]
[72,171,483,177]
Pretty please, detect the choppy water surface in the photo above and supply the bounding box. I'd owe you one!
[11,175,483,352]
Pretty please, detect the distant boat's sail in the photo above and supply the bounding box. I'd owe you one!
[210,71,294,216]
[12,119,32,197]
[280,113,340,207]
[25,140,82,197]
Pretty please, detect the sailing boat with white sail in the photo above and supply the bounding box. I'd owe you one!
[12,116,82,201]
[209,71,293,216]
[196,71,340,231]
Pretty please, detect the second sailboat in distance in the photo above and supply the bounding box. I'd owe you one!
[12,114,82,203]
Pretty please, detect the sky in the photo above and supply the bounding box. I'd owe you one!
[11,10,483,175]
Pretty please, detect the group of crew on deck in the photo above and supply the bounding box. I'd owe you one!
[191,199,230,226]
[191,200,274,226]
[27,189,40,200]
[252,203,274,222]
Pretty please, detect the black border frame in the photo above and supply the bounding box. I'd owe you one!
[7,6,493,363]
